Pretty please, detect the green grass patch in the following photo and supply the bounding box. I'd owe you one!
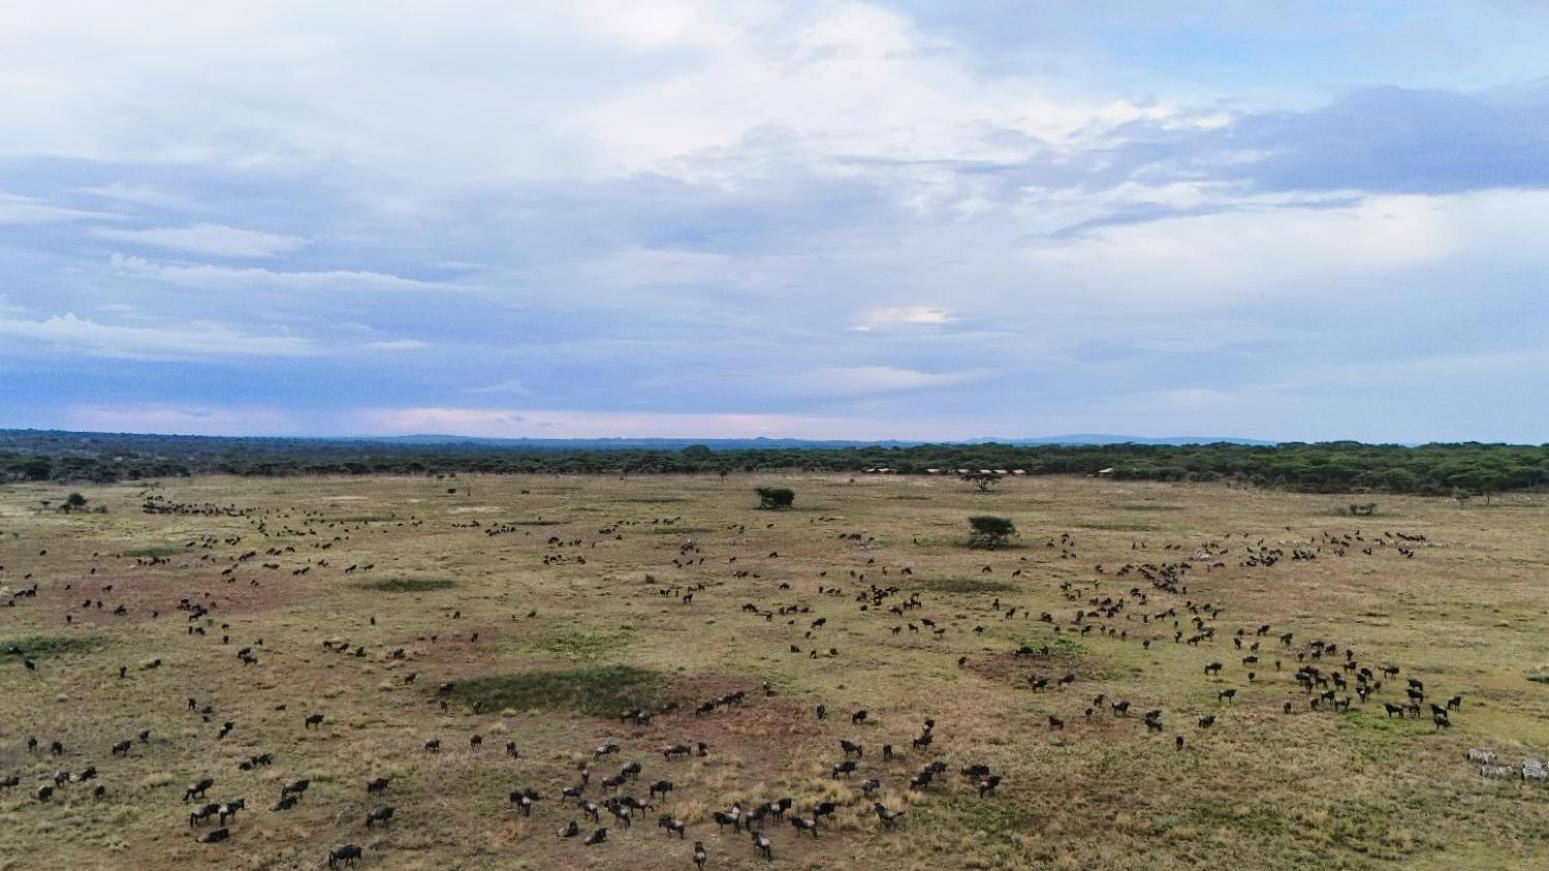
[356,577,456,593]
[524,630,634,660]
[1073,520,1159,531]
[451,665,671,717]
[1,635,104,659]
[1115,503,1185,512]
[121,545,181,558]
[921,794,1030,836]
[1024,636,1090,656]
[919,578,1015,594]
[1186,801,1290,838]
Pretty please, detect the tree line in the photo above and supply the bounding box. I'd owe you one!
[2,430,1547,498]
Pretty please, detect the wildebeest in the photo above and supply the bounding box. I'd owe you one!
[658,815,686,837]
[182,778,214,801]
[327,844,362,868]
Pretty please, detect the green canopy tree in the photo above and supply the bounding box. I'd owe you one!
[967,515,1017,549]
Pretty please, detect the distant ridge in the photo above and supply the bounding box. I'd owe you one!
[0,429,1278,450]
[363,433,1278,449]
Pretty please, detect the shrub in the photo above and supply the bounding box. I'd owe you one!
[755,487,795,509]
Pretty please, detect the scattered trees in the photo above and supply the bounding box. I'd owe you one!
[967,515,1017,549]
[756,487,795,510]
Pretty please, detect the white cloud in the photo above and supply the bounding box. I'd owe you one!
[349,405,953,440]
[851,306,956,331]
[63,404,302,436]
[73,183,195,210]
[792,365,989,395]
[464,379,533,396]
[0,2,1156,183]
[0,189,118,224]
[0,312,313,359]
[109,254,441,292]
[96,223,304,257]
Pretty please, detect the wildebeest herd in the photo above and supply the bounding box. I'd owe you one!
[2,475,1547,868]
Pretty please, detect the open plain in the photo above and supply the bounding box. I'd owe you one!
[2,473,1547,869]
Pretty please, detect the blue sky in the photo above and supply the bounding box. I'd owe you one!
[2,1,1547,441]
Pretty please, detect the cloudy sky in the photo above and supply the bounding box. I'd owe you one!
[2,1,1547,442]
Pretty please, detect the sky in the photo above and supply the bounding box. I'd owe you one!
[1,0,1547,443]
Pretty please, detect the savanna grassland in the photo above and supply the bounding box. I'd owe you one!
[1,473,1547,870]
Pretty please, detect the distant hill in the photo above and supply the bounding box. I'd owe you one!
[360,435,923,450]
[975,434,1279,447]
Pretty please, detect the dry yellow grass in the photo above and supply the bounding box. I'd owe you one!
[1,473,1547,869]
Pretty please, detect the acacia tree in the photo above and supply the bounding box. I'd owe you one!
[755,487,795,510]
[64,492,88,511]
[960,471,1001,493]
[967,515,1017,549]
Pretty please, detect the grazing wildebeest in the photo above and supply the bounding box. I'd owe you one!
[750,829,773,860]
[658,815,686,837]
[874,802,904,828]
[327,844,362,868]
[183,778,214,801]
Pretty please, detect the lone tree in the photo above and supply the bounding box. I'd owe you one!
[967,515,1017,549]
[63,493,88,512]
[960,471,1001,493]
[755,487,795,510]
